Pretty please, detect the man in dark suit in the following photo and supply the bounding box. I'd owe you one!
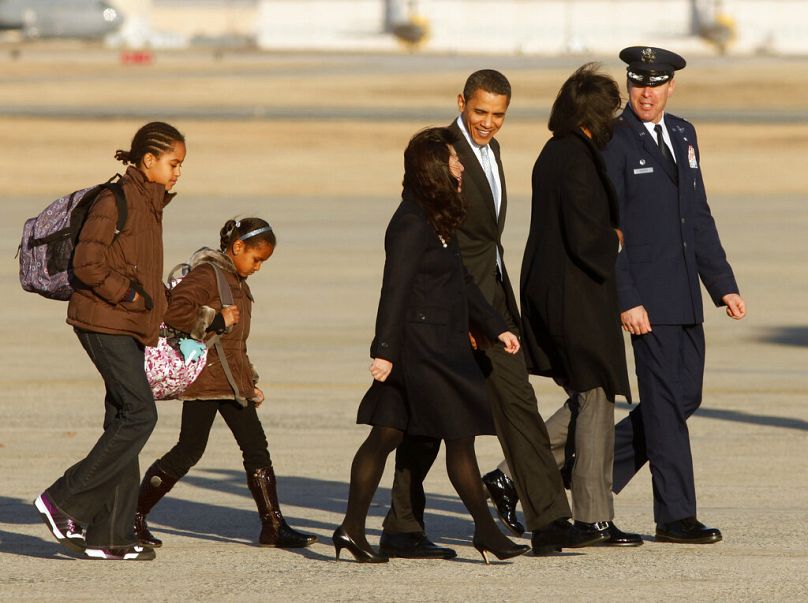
[378,70,605,558]
[602,47,747,543]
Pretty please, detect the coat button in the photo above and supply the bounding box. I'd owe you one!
[681,218,686,224]
[683,242,688,249]
[380,342,389,348]
[418,313,426,320]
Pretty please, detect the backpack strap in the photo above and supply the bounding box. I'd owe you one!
[207,263,248,408]
[99,180,128,236]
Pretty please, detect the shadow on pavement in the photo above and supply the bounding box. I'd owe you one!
[0,474,481,559]
[756,325,808,348]
[615,402,808,431]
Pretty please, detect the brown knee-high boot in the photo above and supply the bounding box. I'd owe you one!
[134,462,179,548]
[246,465,317,548]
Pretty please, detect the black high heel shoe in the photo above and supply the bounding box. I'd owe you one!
[332,526,388,563]
[472,534,530,565]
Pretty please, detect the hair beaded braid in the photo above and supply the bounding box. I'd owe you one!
[219,218,276,252]
[115,121,185,166]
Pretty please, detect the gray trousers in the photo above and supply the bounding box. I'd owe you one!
[499,387,614,523]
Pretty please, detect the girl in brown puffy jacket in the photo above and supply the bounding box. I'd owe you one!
[34,122,186,561]
[133,218,317,550]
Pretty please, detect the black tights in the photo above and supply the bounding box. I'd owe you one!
[341,426,513,550]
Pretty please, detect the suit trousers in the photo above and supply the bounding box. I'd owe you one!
[382,436,442,533]
[538,388,615,523]
[47,330,158,547]
[477,279,571,530]
[612,324,705,523]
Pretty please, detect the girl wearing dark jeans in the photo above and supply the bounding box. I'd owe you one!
[35,122,186,561]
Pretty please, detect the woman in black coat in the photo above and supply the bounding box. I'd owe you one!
[520,64,634,539]
[333,127,529,564]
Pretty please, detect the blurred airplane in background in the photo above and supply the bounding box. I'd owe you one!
[0,0,123,40]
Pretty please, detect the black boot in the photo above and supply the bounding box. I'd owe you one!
[247,465,317,548]
[134,462,179,548]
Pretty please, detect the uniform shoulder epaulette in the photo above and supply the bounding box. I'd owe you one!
[666,112,690,125]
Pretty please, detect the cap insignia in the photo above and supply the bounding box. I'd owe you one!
[641,48,656,63]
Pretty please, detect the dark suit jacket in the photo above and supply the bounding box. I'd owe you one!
[448,120,521,330]
[602,106,738,325]
[520,131,630,401]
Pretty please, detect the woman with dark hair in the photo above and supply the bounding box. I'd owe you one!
[333,127,529,564]
[520,64,640,545]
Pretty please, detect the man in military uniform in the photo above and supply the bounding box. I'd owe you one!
[602,46,747,543]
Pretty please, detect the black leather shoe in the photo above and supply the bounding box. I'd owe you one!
[531,519,609,554]
[655,517,722,544]
[560,454,575,490]
[379,531,457,559]
[481,469,525,536]
[574,521,643,546]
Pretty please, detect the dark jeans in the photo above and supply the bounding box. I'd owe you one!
[48,330,158,548]
[157,399,271,479]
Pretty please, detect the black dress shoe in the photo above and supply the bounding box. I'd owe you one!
[560,454,575,490]
[379,531,457,559]
[574,521,643,547]
[481,469,525,536]
[655,517,722,544]
[531,519,609,554]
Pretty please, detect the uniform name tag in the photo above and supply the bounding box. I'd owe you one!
[633,167,654,174]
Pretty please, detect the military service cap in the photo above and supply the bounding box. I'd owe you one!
[619,46,686,87]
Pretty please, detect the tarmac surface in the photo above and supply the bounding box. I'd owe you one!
[1,46,807,601]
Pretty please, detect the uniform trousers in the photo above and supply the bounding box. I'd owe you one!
[383,278,570,533]
[613,324,705,523]
[47,330,158,547]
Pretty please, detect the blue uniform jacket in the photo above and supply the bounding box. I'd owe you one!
[602,106,739,325]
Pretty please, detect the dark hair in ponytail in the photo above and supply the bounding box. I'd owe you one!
[115,121,185,166]
[219,218,276,252]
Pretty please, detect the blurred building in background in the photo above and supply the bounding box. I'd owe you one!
[90,0,808,54]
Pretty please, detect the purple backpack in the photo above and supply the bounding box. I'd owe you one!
[18,178,127,300]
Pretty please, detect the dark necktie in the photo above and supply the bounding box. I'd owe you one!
[654,124,678,180]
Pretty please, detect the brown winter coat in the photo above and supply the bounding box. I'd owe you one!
[164,249,259,402]
[67,166,174,346]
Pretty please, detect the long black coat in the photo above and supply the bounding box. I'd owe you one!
[357,196,507,439]
[520,131,631,402]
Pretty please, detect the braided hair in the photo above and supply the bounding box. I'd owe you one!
[219,218,276,253]
[114,121,185,166]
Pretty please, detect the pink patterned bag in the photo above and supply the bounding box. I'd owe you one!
[145,332,207,401]
[145,255,240,402]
